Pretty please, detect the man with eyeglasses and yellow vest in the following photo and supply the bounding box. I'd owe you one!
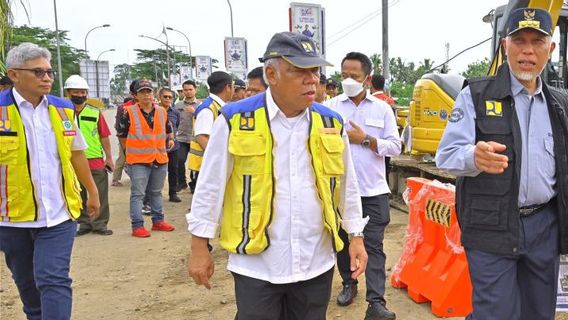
[187,32,368,319]
[0,42,100,320]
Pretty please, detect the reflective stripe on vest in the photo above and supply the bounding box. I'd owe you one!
[0,94,82,222]
[125,105,168,164]
[77,105,103,159]
[188,97,221,171]
[219,100,345,255]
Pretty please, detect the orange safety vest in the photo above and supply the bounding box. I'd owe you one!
[125,104,168,165]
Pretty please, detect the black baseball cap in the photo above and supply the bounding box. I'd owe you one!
[326,78,338,87]
[234,78,246,89]
[259,32,332,68]
[134,79,154,93]
[506,8,553,36]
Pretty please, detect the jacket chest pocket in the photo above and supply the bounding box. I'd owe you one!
[0,135,19,164]
[320,134,345,175]
[229,134,268,175]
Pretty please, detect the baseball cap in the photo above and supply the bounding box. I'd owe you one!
[506,8,553,36]
[234,78,246,89]
[259,32,332,68]
[326,78,338,87]
[134,79,154,93]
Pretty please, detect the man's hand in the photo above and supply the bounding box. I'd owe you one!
[349,237,368,279]
[346,120,366,144]
[166,139,175,152]
[185,105,195,113]
[104,157,115,171]
[86,193,100,220]
[189,236,215,289]
[474,141,509,174]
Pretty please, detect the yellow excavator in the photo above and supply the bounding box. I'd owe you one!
[392,0,567,188]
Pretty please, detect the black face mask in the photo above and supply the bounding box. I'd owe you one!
[70,95,87,105]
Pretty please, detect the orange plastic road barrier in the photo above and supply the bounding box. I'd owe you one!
[391,177,472,317]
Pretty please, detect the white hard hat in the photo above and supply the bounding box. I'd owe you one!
[64,75,89,90]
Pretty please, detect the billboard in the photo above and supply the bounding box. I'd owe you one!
[195,56,212,81]
[289,3,326,56]
[79,59,111,100]
[224,37,248,76]
[180,66,193,82]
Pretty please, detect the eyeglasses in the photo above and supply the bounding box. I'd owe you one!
[12,68,56,79]
[161,95,173,99]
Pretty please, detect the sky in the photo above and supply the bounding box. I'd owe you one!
[10,0,503,78]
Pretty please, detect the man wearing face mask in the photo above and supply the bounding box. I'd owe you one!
[64,75,114,236]
[325,52,401,320]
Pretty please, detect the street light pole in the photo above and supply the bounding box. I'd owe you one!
[95,49,115,99]
[139,35,172,85]
[84,24,110,57]
[166,27,193,79]
[52,0,64,97]
[227,0,234,37]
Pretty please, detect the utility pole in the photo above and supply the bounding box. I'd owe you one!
[382,0,389,80]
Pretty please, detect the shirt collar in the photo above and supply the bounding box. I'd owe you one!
[509,70,544,99]
[337,90,374,104]
[210,93,226,107]
[12,87,48,109]
[265,88,309,121]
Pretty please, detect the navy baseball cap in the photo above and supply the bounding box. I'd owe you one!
[326,78,338,87]
[506,8,553,36]
[134,79,154,92]
[234,78,246,89]
[259,32,332,68]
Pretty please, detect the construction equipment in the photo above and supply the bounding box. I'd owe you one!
[391,0,568,193]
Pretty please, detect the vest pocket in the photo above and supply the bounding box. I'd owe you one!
[465,179,510,231]
[229,134,267,175]
[0,136,19,164]
[320,134,345,175]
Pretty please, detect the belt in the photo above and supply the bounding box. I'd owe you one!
[519,197,555,217]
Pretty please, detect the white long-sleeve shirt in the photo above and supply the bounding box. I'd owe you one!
[187,89,367,284]
[325,93,401,196]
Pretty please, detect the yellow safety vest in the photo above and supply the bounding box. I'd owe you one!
[219,93,346,254]
[0,90,82,222]
[188,96,221,171]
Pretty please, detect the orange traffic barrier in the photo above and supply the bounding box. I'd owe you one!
[391,177,472,317]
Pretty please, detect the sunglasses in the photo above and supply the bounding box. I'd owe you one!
[12,68,56,79]
[162,95,173,99]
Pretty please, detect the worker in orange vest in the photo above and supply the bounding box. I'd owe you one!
[116,80,176,237]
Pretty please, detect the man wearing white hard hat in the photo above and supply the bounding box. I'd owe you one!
[65,75,114,236]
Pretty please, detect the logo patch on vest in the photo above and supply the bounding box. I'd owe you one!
[62,120,73,130]
[485,100,503,117]
[239,112,255,131]
[0,119,11,131]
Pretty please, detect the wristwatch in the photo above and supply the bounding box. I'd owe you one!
[349,232,365,240]
[361,134,371,148]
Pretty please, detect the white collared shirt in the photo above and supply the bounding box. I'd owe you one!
[0,88,87,228]
[193,93,226,136]
[187,88,367,283]
[325,93,401,196]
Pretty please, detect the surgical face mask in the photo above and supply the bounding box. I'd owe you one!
[341,78,364,97]
[70,95,87,105]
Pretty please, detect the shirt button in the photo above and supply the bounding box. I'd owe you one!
[512,247,518,253]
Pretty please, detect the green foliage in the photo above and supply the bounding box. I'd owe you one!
[461,58,490,79]
[389,82,414,106]
[9,25,87,95]
[196,82,209,99]
[370,53,382,75]
[110,63,130,97]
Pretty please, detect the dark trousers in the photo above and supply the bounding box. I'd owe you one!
[167,150,179,195]
[0,220,77,320]
[233,267,334,320]
[337,194,390,304]
[177,142,190,188]
[78,169,110,231]
[189,170,199,194]
[465,203,559,320]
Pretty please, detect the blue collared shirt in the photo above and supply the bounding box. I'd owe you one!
[435,72,556,206]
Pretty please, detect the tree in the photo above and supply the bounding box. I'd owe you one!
[9,25,87,95]
[0,0,30,73]
[110,63,130,97]
[370,53,382,75]
[461,58,490,78]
